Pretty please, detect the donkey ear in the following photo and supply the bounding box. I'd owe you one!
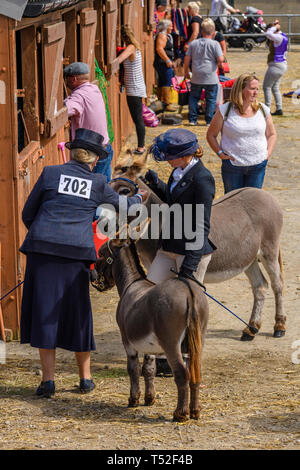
[127,146,150,178]
[129,217,151,241]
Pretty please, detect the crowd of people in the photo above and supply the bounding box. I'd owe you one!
[18,0,289,393]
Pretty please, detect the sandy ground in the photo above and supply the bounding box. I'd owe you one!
[0,45,300,451]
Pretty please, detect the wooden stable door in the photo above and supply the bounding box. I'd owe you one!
[80,8,97,82]
[42,22,68,138]
[105,0,119,77]
[123,0,133,26]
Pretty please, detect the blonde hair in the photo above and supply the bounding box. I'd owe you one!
[187,2,201,13]
[71,148,98,164]
[194,147,203,159]
[121,24,141,50]
[183,147,204,160]
[230,73,260,114]
[201,18,215,35]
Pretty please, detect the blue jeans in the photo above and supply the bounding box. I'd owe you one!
[189,83,218,124]
[93,143,113,182]
[221,159,268,194]
[154,61,174,87]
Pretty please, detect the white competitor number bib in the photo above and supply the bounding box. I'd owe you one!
[58,174,92,199]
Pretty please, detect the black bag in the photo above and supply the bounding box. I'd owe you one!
[161,113,183,125]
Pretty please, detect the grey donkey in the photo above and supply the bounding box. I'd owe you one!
[108,152,286,340]
[94,234,209,422]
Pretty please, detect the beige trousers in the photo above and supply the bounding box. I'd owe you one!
[147,249,211,284]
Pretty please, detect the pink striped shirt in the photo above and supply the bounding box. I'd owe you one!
[64,82,109,144]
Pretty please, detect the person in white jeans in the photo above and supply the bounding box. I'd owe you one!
[263,20,288,116]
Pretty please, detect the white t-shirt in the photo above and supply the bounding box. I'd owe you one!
[219,102,270,166]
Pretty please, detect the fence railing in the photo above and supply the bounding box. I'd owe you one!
[208,14,300,51]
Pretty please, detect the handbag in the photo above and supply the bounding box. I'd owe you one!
[222,62,230,73]
[222,58,230,74]
[142,104,159,127]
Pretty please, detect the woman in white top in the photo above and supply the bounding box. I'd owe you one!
[206,73,277,193]
[118,25,147,155]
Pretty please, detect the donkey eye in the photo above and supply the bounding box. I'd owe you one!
[119,188,131,195]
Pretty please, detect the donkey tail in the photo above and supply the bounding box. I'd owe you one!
[279,247,284,277]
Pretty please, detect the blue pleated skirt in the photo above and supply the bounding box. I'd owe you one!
[20,253,96,352]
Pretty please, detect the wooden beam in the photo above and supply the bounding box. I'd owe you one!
[0,243,6,342]
[0,15,20,338]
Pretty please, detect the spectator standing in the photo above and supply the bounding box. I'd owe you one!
[19,128,147,397]
[204,18,227,76]
[263,20,288,116]
[210,0,240,33]
[214,29,227,57]
[154,19,176,112]
[184,2,203,51]
[64,62,113,181]
[206,73,277,193]
[184,18,224,125]
[154,0,169,31]
[117,25,147,155]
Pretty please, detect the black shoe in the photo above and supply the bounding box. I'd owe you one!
[79,379,95,394]
[271,109,283,116]
[133,148,145,155]
[36,380,55,398]
[155,358,173,377]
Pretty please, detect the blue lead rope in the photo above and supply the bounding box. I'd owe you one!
[200,289,258,334]
[170,268,258,335]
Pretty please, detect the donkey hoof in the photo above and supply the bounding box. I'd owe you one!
[173,412,189,423]
[274,330,285,338]
[144,396,155,406]
[190,409,200,420]
[128,399,139,408]
[240,332,255,341]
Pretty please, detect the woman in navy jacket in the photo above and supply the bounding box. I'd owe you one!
[20,128,147,397]
[145,128,216,283]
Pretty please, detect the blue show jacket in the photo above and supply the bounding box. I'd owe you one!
[146,160,216,272]
[20,160,141,263]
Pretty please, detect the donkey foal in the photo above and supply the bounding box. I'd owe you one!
[95,240,209,422]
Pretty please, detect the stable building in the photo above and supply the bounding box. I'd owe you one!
[0,0,156,339]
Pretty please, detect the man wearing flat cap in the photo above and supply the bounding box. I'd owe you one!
[64,62,113,181]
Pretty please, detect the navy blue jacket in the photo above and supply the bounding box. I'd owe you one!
[20,160,142,263]
[148,160,216,272]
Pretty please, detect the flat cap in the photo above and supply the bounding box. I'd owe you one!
[63,62,90,76]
